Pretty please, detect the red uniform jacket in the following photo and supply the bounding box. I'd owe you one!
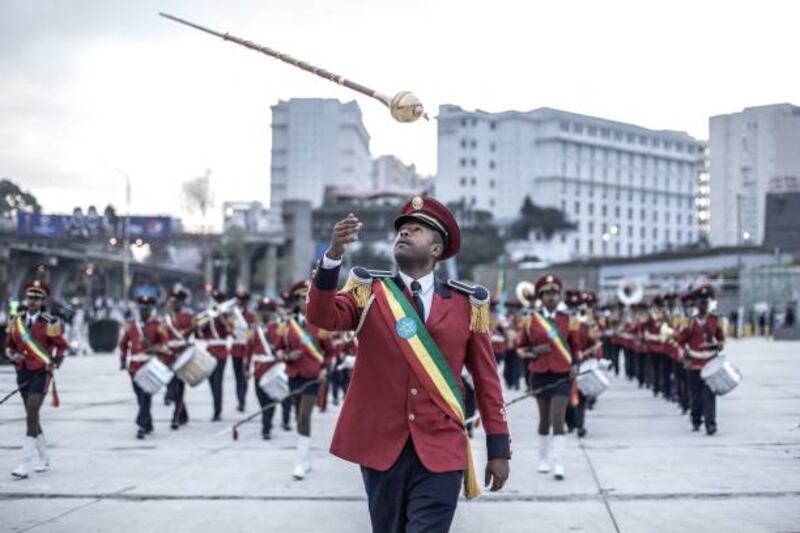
[307,266,510,474]
[119,319,169,377]
[676,314,725,370]
[517,311,578,374]
[163,311,194,365]
[231,310,256,359]
[197,315,230,360]
[248,321,283,381]
[643,316,667,355]
[5,312,67,372]
[282,316,331,379]
[574,320,602,361]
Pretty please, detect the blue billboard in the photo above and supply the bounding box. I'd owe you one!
[16,212,174,240]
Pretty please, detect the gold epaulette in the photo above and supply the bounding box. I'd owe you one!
[569,316,580,331]
[338,266,393,308]
[446,279,491,334]
[317,329,331,339]
[44,315,63,337]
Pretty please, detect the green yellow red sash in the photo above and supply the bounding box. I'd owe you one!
[288,317,324,364]
[372,278,481,500]
[531,312,572,365]
[12,316,52,366]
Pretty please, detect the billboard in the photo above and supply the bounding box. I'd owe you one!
[16,212,174,240]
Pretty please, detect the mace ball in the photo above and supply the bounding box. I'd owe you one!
[390,91,425,123]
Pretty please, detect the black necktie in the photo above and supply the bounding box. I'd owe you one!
[410,281,425,321]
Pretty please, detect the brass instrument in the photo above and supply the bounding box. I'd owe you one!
[515,281,537,309]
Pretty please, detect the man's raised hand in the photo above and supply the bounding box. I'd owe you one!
[327,213,362,260]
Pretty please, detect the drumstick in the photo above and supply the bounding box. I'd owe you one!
[231,378,321,440]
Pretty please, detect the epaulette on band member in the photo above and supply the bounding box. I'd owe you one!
[446,279,491,334]
[338,266,393,308]
[43,313,63,337]
[569,316,580,332]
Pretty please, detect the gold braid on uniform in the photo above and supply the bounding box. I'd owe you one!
[446,280,491,334]
[44,313,62,337]
[339,267,393,309]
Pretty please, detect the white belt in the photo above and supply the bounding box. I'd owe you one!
[130,354,151,362]
[167,339,189,348]
[252,354,277,363]
[687,348,716,359]
[205,340,228,347]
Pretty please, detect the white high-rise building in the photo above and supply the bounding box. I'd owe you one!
[371,155,428,191]
[709,103,800,246]
[437,105,703,258]
[270,98,371,208]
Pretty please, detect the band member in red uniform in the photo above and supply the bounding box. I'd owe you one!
[517,274,578,480]
[197,290,231,421]
[119,291,170,439]
[163,286,193,429]
[231,289,256,412]
[248,297,285,440]
[308,197,510,532]
[676,286,725,435]
[283,280,332,480]
[6,280,67,479]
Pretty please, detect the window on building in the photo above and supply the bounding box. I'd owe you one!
[573,123,584,134]
[470,118,477,126]
[470,139,477,148]
[601,205,607,217]
[460,139,467,148]
[589,240,594,253]
[639,135,648,145]
[601,128,610,138]
[626,133,635,143]
[460,177,467,186]
[665,229,671,241]
[575,238,580,251]
[489,198,495,207]
[640,209,645,221]
[561,233,567,243]
[640,227,646,238]
[615,206,620,217]
[575,201,581,214]
[653,211,658,222]
[677,229,682,242]
[460,158,467,167]
[461,118,467,127]
[489,161,496,170]
[470,158,476,167]
[628,243,633,255]
[652,228,658,239]
[489,179,496,188]
[470,177,476,186]
[561,199,566,211]
[614,131,623,141]
[490,142,496,152]
[677,213,682,224]
[490,121,496,130]
[560,121,570,132]
[628,207,633,219]
[665,212,671,223]
[588,126,597,136]
[589,203,594,215]
[640,244,646,254]
[652,138,661,148]
[627,225,633,237]
[589,221,594,232]
[614,242,620,255]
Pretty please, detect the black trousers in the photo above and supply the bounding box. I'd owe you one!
[208,357,227,417]
[634,352,647,387]
[231,357,248,409]
[281,397,293,426]
[502,349,522,390]
[660,356,674,399]
[131,380,153,431]
[687,369,716,428]
[623,348,636,380]
[361,440,462,533]
[652,353,663,396]
[254,384,277,435]
[167,377,189,424]
[675,362,690,411]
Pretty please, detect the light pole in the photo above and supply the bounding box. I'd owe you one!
[112,168,132,305]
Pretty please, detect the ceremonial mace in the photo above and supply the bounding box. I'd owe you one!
[158,13,428,123]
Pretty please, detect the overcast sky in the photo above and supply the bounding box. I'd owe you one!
[2,0,798,228]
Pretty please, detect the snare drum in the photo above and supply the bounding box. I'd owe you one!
[577,358,611,397]
[172,343,217,387]
[133,357,174,395]
[258,362,289,400]
[700,356,742,395]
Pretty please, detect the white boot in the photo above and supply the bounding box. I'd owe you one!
[35,434,50,473]
[552,434,566,480]
[537,434,551,473]
[293,436,310,480]
[11,437,36,479]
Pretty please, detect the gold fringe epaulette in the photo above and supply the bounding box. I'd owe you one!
[569,316,580,332]
[338,267,393,309]
[45,315,62,337]
[446,279,491,334]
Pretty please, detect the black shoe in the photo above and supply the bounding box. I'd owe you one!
[692,423,701,432]
[237,405,245,413]
[179,417,189,426]
[282,423,291,431]
[262,432,272,440]
[170,422,179,430]
[212,414,221,422]
[577,428,587,438]
[706,425,717,436]
[145,427,154,434]
[136,428,146,439]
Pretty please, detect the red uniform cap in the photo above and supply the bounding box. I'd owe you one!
[652,295,665,307]
[235,289,251,302]
[394,196,461,260]
[24,280,49,299]
[257,297,277,312]
[581,291,597,306]
[564,290,582,307]
[168,286,189,301]
[135,295,157,306]
[535,274,562,295]
[287,280,310,300]
[211,289,228,303]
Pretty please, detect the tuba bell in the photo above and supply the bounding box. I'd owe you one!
[515,281,537,309]
[617,279,644,306]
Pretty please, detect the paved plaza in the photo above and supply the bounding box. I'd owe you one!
[1,338,799,532]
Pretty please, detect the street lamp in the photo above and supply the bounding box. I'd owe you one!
[111,168,132,305]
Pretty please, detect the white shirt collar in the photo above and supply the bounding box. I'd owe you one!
[542,306,558,319]
[398,270,435,295]
[26,311,40,323]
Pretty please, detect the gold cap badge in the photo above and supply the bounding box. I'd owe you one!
[411,196,424,210]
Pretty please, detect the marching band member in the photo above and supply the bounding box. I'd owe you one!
[308,197,510,531]
[231,289,256,413]
[676,286,725,435]
[516,274,577,480]
[282,280,332,480]
[6,280,67,479]
[501,300,524,391]
[248,297,284,440]
[163,286,193,429]
[670,293,691,414]
[119,291,170,439]
[197,289,231,421]
[643,296,668,399]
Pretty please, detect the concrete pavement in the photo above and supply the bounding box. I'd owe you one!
[1,338,799,532]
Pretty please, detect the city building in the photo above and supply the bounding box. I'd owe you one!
[371,154,430,192]
[436,105,704,258]
[709,103,800,247]
[269,98,371,209]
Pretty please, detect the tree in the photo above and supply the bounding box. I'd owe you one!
[510,195,576,240]
[0,178,41,218]
[182,169,215,221]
